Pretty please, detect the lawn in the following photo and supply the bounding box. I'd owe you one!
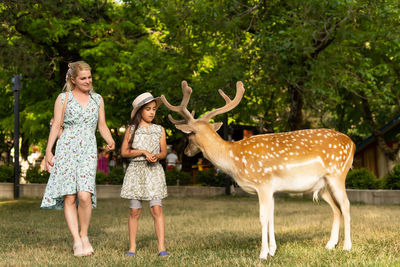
[0,196,399,266]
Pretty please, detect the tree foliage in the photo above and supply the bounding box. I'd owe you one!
[1,0,400,162]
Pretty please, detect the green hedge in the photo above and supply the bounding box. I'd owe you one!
[165,169,192,186]
[96,167,124,185]
[25,166,50,184]
[346,168,380,189]
[196,169,227,187]
[0,165,13,183]
[23,166,124,185]
[6,163,400,190]
[96,171,108,184]
[381,165,400,189]
[346,166,400,190]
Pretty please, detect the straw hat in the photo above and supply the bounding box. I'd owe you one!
[130,92,162,119]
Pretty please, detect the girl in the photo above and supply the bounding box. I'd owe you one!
[41,61,115,256]
[120,92,169,257]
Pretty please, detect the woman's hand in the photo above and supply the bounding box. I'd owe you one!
[45,152,55,172]
[106,141,115,151]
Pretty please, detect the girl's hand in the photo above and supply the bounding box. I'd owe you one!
[144,151,157,163]
[150,154,159,162]
[45,152,55,172]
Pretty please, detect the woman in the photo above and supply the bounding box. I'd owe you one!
[41,61,115,256]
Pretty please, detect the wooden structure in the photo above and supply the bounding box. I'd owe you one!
[354,116,400,178]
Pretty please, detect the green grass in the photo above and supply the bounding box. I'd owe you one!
[0,196,399,266]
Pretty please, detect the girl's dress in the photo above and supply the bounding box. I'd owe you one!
[41,92,101,210]
[120,124,168,200]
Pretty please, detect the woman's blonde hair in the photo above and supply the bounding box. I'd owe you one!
[63,61,93,92]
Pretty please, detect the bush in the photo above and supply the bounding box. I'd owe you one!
[96,171,108,185]
[96,167,125,185]
[346,168,380,189]
[165,169,192,186]
[196,169,227,187]
[25,166,50,184]
[0,165,13,182]
[108,167,124,185]
[381,165,400,189]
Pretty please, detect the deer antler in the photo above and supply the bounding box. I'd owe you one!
[200,81,245,122]
[167,111,195,125]
[161,81,195,123]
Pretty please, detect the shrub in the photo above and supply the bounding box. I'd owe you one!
[165,169,192,186]
[0,165,13,182]
[25,166,50,184]
[381,165,400,189]
[96,167,125,185]
[346,168,380,189]
[196,169,227,187]
[108,167,124,185]
[96,171,108,185]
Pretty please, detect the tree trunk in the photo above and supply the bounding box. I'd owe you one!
[20,134,29,161]
[285,16,344,131]
[288,84,304,131]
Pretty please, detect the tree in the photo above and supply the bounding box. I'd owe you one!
[0,0,132,154]
[1,0,400,167]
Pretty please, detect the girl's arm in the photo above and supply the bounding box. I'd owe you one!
[121,127,153,160]
[98,96,115,151]
[153,127,167,161]
[44,95,63,171]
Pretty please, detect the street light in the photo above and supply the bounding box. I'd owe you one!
[12,75,22,199]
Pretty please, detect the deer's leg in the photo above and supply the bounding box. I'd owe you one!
[268,196,276,256]
[342,197,351,251]
[327,178,352,251]
[258,189,274,259]
[320,189,341,250]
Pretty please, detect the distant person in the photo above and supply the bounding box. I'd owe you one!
[120,92,169,257]
[41,61,115,257]
[109,154,117,171]
[97,149,109,174]
[166,150,179,170]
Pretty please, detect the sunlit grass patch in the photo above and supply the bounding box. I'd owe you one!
[0,196,399,266]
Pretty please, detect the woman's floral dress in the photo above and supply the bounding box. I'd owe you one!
[41,92,101,210]
[120,124,168,200]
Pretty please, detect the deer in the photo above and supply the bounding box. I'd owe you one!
[161,81,355,259]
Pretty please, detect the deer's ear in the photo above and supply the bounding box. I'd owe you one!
[212,122,223,131]
[175,124,194,134]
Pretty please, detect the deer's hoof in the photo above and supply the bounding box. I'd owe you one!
[269,246,276,256]
[259,250,269,260]
[343,242,352,251]
[325,241,337,250]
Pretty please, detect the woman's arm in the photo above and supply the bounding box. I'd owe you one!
[44,95,63,171]
[97,96,115,151]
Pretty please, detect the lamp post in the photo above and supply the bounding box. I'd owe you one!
[12,75,22,199]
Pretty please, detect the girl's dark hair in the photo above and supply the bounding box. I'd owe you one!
[128,105,144,148]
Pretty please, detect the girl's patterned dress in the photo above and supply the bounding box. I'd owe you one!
[120,124,168,200]
[41,92,101,210]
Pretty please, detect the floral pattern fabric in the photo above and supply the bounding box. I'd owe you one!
[41,92,101,210]
[120,124,168,200]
